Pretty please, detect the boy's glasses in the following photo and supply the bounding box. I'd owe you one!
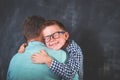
[43,31,65,42]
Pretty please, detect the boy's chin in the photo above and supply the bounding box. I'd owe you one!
[51,47,60,50]
[50,46,63,50]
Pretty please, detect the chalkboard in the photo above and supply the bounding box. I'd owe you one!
[0,0,120,80]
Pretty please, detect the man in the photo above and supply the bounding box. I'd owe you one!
[7,16,66,80]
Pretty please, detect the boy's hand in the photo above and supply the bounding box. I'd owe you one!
[31,50,52,67]
[18,43,27,53]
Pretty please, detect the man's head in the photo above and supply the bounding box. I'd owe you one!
[41,20,69,50]
[23,16,45,42]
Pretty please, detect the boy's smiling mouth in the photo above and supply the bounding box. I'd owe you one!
[49,41,59,49]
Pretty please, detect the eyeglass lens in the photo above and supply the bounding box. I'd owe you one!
[44,31,65,42]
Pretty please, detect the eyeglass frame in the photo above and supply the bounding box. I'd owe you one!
[43,31,66,42]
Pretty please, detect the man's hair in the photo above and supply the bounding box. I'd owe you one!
[40,20,67,32]
[23,16,45,40]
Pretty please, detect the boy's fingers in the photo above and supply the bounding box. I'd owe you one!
[40,50,45,53]
[32,53,41,59]
[40,50,47,55]
[23,43,27,47]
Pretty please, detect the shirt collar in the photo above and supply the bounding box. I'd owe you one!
[28,41,45,46]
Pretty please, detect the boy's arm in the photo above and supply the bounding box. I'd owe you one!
[31,40,83,80]
[50,40,83,80]
[31,50,52,67]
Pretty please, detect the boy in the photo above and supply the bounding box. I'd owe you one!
[19,20,83,80]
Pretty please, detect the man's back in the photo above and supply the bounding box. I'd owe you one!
[7,41,66,80]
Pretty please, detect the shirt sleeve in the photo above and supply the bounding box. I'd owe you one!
[7,58,14,80]
[7,68,11,80]
[50,40,83,80]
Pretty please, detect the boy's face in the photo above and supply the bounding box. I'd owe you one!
[42,25,69,50]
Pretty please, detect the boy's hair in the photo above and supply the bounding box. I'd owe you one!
[23,16,45,40]
[40,20,67,32]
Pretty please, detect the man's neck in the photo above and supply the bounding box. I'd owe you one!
[27,37,42,43]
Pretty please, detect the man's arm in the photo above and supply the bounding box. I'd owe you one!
[7,55,16,80]
[7,68,10,80]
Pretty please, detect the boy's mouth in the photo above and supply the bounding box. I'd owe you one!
[49,41,59,47]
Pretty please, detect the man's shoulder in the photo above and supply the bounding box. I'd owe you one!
[45,47,65,53]
[11,53,21,59]
[9,53,22,65]
[45,48,66,63]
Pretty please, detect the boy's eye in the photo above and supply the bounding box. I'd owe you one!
[53,33,59,38]
[43,31,65,42]
[44,36,51,42]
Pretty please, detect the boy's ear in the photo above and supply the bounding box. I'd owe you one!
[65,32,69,40]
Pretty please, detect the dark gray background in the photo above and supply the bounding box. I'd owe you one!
[0,0,120,80]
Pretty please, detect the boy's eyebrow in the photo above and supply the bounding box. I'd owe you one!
[44,31,65,37]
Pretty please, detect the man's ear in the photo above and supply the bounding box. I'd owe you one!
[65,32,69,40]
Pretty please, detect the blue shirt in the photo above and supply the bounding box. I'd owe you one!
[7,41,66,80]
[50,40,83,80]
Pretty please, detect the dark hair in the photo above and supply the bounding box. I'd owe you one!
[40,20,67,33]
[23,16,45,40]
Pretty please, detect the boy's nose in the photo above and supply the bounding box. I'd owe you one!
[50,36,55,42]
